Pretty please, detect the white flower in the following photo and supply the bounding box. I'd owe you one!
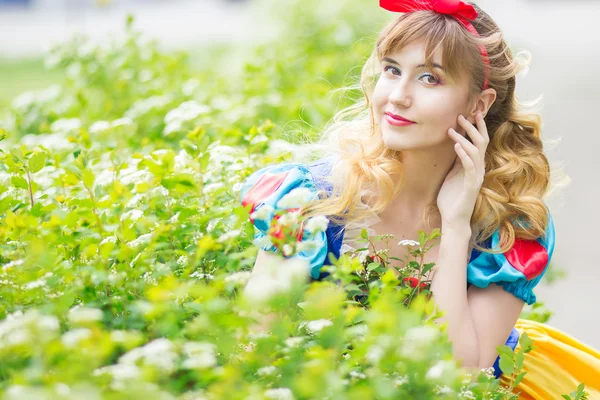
[404,326,439,345]
[366,345,384,364]
[51,118,81,134]
[111,117,134,128]
[459,388,476,399]
[89,121,111,134]
[435,385,454,395]
[277,211,300,227]
[68,306,103,324]
[257,366,277,376]
[100,236,117,246]
[349,370,366,380]
[249,204,274,221]
[0,310,59,347]
[93,363,141,380]
[304,319,333,334]
[2,259,24,271]
[225,271,252,286]
[243,257,309,303]
[61,328,92,348]
[217,230,241,243]
[264,388,295,400]
[119,338,177,373]
[284,337,304,348]
[296,240,319,253]
[282,244,294,257]
[120,209,144,223]
[304,216,330,235]
[399,326,440,361]
[182,342,217,370]
[126,233,153,248]
[394,375,409,387]
[202,182,224,195]
[480,366,496,379]
[176,255,189,266]
[425,360,455,380]
[276,187,316,209]
[398,239,420,247]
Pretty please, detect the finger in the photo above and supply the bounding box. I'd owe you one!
[458,114,486,147]
[454,143,477,182]
[475,112,490,143]
[449,128,480,162]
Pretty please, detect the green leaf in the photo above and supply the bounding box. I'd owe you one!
[360,228,369,240]
[562,396,572,400]
[495,345,515,358]
[11,175,29,189]
[515,348,525,368]
[513,371,527,387]
[519,331,534,352]
[367,262,380,271]
[421,262,435,275]
[82,168,95,189]
[498,354,515,375]
[28,152,46,173]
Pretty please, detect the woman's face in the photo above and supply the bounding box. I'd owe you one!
[372,37,474,152]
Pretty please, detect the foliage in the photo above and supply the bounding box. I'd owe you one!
[0,0,586,398]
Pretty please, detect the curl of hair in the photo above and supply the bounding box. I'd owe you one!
[297,3,565,253]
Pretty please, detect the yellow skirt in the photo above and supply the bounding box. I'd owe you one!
[500,319,600,399]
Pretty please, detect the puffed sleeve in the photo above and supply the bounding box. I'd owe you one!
[239,163,329,279]
[467,212,556,305]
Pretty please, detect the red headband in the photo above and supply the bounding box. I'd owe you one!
[380,0,490,90]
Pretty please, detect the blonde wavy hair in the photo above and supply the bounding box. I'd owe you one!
[299,3,563,253]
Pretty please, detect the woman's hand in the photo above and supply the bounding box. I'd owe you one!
[437,112,489,231]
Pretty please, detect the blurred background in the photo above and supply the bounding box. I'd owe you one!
[1,0,599,347]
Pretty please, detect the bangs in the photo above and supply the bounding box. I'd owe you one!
[376,11,481,84]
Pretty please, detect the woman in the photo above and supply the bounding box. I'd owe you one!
[239,0,600,398]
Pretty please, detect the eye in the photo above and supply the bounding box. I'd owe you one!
[421,73,440,85]
[383,65,400,76]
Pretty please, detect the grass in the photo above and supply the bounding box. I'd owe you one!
[0,42,242,110]
[0,57,65,108]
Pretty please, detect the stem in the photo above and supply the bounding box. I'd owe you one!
[26,169,35,208]
[85,185,104,235]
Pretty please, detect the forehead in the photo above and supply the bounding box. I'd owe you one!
[384,37,443,65]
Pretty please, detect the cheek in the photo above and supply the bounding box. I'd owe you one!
[372,83,386,111]
[424,95,464,128]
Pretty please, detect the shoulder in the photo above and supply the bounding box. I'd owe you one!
[239,156,338,211]
[467,211,555,305]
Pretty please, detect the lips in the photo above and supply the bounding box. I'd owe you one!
[385,112,415,123]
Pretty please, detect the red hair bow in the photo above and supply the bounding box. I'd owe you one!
[379,0,490,90]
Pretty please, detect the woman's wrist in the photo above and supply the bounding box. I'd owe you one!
[441,220,472,238]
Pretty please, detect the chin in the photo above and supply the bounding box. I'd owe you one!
[380,128,446,152]
[380,128,419,151]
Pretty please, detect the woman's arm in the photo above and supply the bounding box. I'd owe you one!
[430,224,524,369]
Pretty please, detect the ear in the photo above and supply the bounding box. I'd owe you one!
[468,88,497,122]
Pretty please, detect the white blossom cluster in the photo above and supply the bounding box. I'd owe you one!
[399,325,440,361]
[163,100,211,137]
[300,319,333,334]
[264,388,295,400]
[243,256,309,303]
[0,310,60,349]
[88,117,136,136]
[68,306,104,324]
[181,342,218,370]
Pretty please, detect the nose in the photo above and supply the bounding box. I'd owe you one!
[388,78,412,108]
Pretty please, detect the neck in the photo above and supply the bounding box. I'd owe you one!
[382,144,457,221]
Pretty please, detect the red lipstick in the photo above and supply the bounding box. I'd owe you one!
[385,112,416,127]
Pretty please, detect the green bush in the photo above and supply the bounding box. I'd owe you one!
[0,0,586,398]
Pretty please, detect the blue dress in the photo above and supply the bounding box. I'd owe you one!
[239,156,556,379]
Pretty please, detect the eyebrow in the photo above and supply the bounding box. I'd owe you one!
[382,57,446,72]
